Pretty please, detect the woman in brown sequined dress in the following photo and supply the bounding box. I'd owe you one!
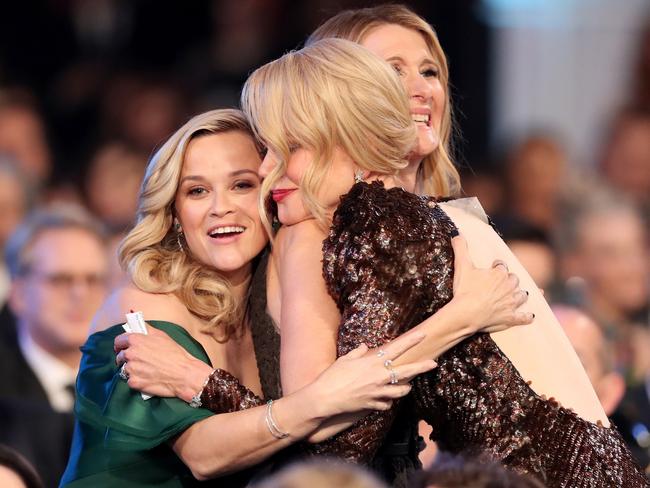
[240,38,649,487]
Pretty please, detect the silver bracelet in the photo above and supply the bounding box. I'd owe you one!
[189,369,215,408]
[265,399,289,439]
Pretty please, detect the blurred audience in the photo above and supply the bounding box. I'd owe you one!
[410,452,547,488]
[500,134,568,232]
[631,14,650,109]
[552,305,625,415]
[251,459,388,488]
[459,166,505,216]
[500,218,557,296]
[0,90,52,188]
[556,188,650,381]
[612,372,650,473]
[99,73,189,154]
[0,159,32,299]
[83,140,147,232]
[0,444,44,488]
[0,205,109,486]
[599,106,650,218]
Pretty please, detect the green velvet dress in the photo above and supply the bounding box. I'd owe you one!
[59,321,253,487]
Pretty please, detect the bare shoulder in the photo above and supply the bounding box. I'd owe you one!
[89,282,190,334]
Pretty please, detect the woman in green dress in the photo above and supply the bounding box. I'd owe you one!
[59,108,436,487]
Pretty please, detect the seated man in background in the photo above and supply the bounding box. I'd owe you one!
[0,205,109,487]
[553,304,649,471]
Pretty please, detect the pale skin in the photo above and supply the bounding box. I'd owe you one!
[97,129,436,480]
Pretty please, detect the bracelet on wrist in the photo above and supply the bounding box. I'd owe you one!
[189,369,215,408]
[265,399,289,439]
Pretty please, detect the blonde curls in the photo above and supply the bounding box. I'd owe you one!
[119,109,260,340]
[242,38,417,232]
[307,4,461,197]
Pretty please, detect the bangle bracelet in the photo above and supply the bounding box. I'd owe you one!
[189,369,215,408]
[265,399,289,439]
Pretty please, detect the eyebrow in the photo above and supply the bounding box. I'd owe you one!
[179,169,258,184]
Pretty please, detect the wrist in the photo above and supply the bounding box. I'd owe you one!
[178,358,214,403]
[439,298,477,336]
[288,381,330,425]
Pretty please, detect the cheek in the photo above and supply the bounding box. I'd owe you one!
[432,82,446,122]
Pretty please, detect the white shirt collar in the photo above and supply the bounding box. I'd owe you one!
[18,328,78,413]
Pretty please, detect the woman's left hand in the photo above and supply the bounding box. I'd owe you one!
[114,326,213,402]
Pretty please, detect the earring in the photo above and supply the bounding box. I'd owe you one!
[354,169,365,184]
[173,218,184,252]
[176,233,185,253]
[173,218,182,233]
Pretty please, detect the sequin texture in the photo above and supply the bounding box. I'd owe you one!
[200,368,264,413]
[315,181,648,487]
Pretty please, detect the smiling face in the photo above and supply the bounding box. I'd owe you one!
[174,131,267,282]
[259,146,357,226]
[361,23,445,162]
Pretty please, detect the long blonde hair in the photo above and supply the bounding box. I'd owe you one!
[242,38,417,231]
[119,109,260,340]
[307,4,460,197]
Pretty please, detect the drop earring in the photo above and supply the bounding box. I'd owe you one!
[173,218,184,252]
[354,169,365,184]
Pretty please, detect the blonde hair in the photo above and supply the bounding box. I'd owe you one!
[119,109,260,340]
[242,38,416,230]
[307,4,460,197]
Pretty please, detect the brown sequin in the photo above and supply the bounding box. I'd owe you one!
[200,368,264,413]
[315,181,648,488]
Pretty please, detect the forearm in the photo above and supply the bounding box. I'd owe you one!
[306,412,364,443]
[173,384,326,480]
[392,299,475,366]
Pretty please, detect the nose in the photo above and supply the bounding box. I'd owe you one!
[405,71,433,101]
[210,189,236,217]
[259,150,278,179]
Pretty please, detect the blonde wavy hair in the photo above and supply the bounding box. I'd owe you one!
[242,38,417,231]
[307,4,460,197]
[119,109,260,340]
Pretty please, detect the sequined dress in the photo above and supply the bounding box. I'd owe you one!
[315,181,649,488]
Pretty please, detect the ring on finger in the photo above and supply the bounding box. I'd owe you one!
[383,359,393,369]
[119,363,129,381]
[388,368,399,385]
[376,349,386,358]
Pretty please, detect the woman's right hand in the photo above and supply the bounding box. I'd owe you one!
[114,326,213,402]
[451,234,533,333]
[304,332,437,418]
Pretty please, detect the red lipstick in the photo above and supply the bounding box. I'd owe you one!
[271,189,296,202]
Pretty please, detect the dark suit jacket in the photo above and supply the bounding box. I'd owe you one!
[0,398,74,488]
[0,324,74,487]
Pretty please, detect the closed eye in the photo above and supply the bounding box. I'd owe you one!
[391,63,404,76]
[422,67,440,78]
